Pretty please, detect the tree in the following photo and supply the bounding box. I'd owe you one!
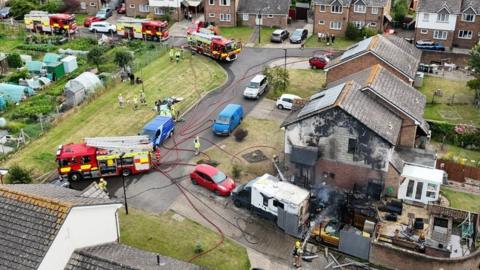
[345,22,361,40]
[6,53,22,68]
[87,46,105,70]
[6,165,32,184]
[59,0,80,13]
[263,66,290,96]
[393,0,408,22]
[9,0,38,19]
[114,50,134,69]
[41,1,62,13]
[467,44,480,103]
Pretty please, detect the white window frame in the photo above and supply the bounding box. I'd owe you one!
[220,13,231,21]
[267,14,273,18]
[319,20,325,24]
[208,13,215,17]
[353,21,364,29]
[458,30,473,39]
[242,13,249,21]
[129,4,135,8]
[437,13,449,23]
[331,5,343,14]
[462,13,475,22]
[219,0,230,6]
[320,5,326,12]
[433,30,448,40]
[139,4,149,12]
[420,29,428,34]
[89,2,96,6]
[209,0,214,5]
[354,4,366,13]
[371,7,378,14]
[330,21,342,30]
[423,13,429,22]
[80,2,86,9]
[154,7,164,15]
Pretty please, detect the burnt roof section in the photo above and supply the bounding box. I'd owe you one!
[0,184,119,270]
[238,0,291,14]
[417,0,462,13]
[65,243,205,270]
[312,0,388,6]
[326,35,421,80]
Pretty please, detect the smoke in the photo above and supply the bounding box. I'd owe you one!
[310,183,345,222]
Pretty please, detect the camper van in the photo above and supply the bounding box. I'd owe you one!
[142,115,175,147]
[212,104,243,136]
[231,174,310,237]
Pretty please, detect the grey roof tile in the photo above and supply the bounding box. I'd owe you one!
[238,0,291,14]
[417,0,462,13]
[462,0,480,13]
[312,0,388,6]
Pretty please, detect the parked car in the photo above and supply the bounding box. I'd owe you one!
[243,74,268,99]
[212,104,243,135]
[84,16,104,27]
[190,164,236,196]
[290,29,308,44]
[89,21,117,34]
[116,3,126,14]
[96,7,113,19]
[309,55,329,69]
[271,29,289,43]
[0,7,11,19]
[142,115,175,147]
[415,40,445,51]
[276,94,301,110]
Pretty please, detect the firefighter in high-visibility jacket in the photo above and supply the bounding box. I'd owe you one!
[175,50,181,63]
[169,48,175,62]
[194,136,201,156]
[98,178,108,193]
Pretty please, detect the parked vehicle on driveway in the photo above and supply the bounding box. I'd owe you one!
[415,40,445,51]
[190,164,236,196]
[243,74,268,99]
[89,21,116,33]
[271,29,289,43]
[0,7,11,19]
[309,55,329,69]
[142,115,175,147]
[276,94,301,110]
[116,3,126,14]
[290,29,308,44]
[84,16,104,27]
[212,104,243,135]
[96,7,113,19]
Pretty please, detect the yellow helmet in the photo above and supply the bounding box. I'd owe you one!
[295,241,301,248]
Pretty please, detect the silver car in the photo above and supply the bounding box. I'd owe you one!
[271,29,289,43]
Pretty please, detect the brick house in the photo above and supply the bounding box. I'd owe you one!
[125,0,182,21]
[78,0,108,15]
[325,34,422,85]
[311,0,392,37]
[204,0,239,27]
[415,0,480,49]
[282,65,431,195]
[237,0,291,28]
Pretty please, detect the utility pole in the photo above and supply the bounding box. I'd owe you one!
[283,49,287,72]
[120,152,129,215]
[257,12,261,44]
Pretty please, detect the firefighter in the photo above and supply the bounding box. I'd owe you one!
[175,49,181,63]
[98,178,108,193]
[140,90,146,105]
[118,94,125,108]
[292,240,303,268]
[169,47,175,62]
[193,136,200,156]
[133,95,139,111]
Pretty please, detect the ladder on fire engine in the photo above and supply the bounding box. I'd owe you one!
[84,136,152,153]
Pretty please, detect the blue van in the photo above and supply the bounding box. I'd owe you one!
[212,104,244,136]
[142,115,175,146]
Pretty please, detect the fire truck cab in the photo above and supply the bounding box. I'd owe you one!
[117,17,169,42]
[142,21,169,41]
[24,11,77,35]
[188,28,241,62]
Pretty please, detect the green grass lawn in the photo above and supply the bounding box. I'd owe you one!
[219,26,253,44]
[430,140,480,162]
[74,13,87,26]
[4,53,226,175]
[424,104,480,127]
[304,35,357,50]
[441,187,480,212]
[119,209,251,270]
[418,76,474,105]
[266,69,326,100]
[258,27,275,45]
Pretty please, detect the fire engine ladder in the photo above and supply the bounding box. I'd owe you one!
[84,136,152,153]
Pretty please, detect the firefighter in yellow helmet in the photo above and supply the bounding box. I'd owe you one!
[293,240,303,268]
[169,47,175,62]
[193,136,201,156]
[98,178,108,192]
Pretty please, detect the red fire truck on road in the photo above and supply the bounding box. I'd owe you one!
[187,28,241,62]
[24,11,78,35]
[56,136,153,181]
[116,17,169,42]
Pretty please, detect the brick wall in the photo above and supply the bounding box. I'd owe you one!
[348,7,385,33]
[238,13,288,28]
[313,5,349,37]
[420,50,469,67]
[204,0,236,27]
[453,15,480,49]
[415,28,454,49]
[79,0,101,15]
[126,0,149,17]
[384,164,401,196]
[326,53,411,84]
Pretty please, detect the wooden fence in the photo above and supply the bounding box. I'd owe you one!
[437,159,480,182]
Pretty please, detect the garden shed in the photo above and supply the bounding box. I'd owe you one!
[26,61,45,74]
[0,83,34,103]
[64,72,102,108]
[61,55,78,73]
[20,54,32,64]
[46,62,65,81]
[43,53,61,64]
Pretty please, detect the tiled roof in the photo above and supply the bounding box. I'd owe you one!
[326,35,422,80]
[312,0,388,6]
[417,0,462,14]
[65,243,205,270]
[462,0,480,13]
[0,184,119,270]
[238,0,291,14]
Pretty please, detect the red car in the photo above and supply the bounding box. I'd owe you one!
[116,3,126,14]
[309,55,330,69]
[190,164,236,196]
[84,16,104,27]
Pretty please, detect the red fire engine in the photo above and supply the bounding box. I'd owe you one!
[56,136,153,181]
[117,18,169,42]
[24,11,78,35]
[187,28,241,61]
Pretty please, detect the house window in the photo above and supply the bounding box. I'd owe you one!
[462,13,475,22]
[320,5,326,12]
[353,21,364,29]
[331,5,343,13]
[89,2,96,6]
[129,4,135,8]
[220,13,231,21]
[220,0,230,6]
[267,14,274,18]
[80,2,86,9]
[415,182,423,200]
[406,180,415,197]
[426,183,437,199]
[330,21,342,30]
[319,20,325,24]
[242,13,249,21]
[139,4,149,12]
[371,7,378,14]
[209,13,215,17]
[273,200,284,209]
[420,29,428,34]
[369,22,377,27]
[347,138,357,154]
[354,4,366,13]
[433,30,448,40]
[458,30,473,39]
[209,0,214,5]
[437,13,449,23]
[154,8,164,15]
[423,13,429,21]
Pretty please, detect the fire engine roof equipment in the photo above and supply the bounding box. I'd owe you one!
[0,83,34,103]
[84,136,152,153]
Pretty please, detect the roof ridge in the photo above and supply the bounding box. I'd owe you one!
[368,35,380,50]
[334,81,353,107]
[75,245,143,270]
[366,64,382,85]
[0,185,73,212]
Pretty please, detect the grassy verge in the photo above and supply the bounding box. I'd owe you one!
[219,26,253,44]
[74,13,87,26]
[418,75,474,104]
[266,69,326,100]
[441,187,480,212]
[424,104,480,127]
[4,53,226,175]
[258,27,275,45]
[119,208,251,270]
[304,35,357,50]
[193,118,283,184]
[430,140,480,162]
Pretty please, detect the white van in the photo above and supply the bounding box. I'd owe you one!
[243,74,268,99]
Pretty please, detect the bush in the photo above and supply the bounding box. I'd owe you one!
[196,159,219,167]
[7,53,22,68]
[17,44,56,52]
[346,23,361,40]
[429,121,480,150]
[6,164,32,184]
[393,0,408,22]
[233,128,248,142]
[194,241,204,254]
[361,27,378,38]
[6,69,29,84]
[231,163,242,179]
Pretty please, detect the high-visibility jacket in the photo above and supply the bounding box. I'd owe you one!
[169,49,175,57]
[98,180,107,190]
[194,139,200,149]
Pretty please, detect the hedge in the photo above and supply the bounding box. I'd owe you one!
[428,120,480,150]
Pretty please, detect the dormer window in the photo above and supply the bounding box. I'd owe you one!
[437,13,449,23]
[331,5,343,13]
[462,13,475,22]
[354,4,366,13]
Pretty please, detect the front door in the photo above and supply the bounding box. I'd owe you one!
[255,14,263,26]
